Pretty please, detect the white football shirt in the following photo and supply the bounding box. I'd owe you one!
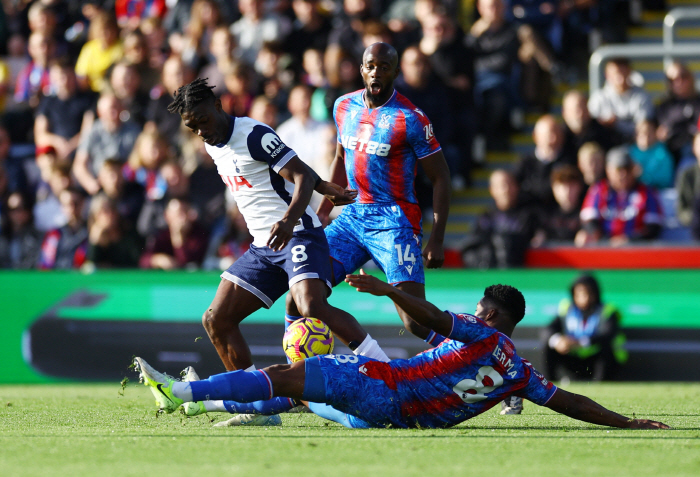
[205,116,321,246]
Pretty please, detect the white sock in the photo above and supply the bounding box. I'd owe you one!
[203,400,229,412]
[171,382,193,401]
[352,334,390,362]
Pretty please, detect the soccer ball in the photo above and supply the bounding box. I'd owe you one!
[283,317,334,362]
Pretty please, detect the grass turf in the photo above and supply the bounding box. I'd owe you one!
[0,382,698,477]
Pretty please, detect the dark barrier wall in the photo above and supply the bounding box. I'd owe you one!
[2,270,700,383]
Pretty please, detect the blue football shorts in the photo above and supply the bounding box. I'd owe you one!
[304,354,406,429]
[221,227,332,308]
[324,203,424,285]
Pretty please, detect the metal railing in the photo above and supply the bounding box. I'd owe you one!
[588,6,700,94]
[663,7,700,54]
[589,43,700,93]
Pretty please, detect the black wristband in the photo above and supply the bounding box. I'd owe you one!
[314,176,323,189]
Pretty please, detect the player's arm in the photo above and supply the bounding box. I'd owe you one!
[345,269,452,337]
[545,388,669,429]
[420,150,451,269]
[273,156,355,250]
[316,142,349,223]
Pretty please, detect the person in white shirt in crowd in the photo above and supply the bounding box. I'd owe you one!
[276,84,334,211]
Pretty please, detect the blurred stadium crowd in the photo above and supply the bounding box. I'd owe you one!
[0,0,697,271]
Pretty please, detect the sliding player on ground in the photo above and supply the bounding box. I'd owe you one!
[135,273,668,431]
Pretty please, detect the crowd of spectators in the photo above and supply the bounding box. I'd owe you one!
[465,56,700,268]
[0,0,693,272]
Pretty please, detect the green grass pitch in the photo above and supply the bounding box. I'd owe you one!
[1,382,698,477]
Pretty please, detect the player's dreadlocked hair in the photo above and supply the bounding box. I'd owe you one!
[483,284,526,324]
[167,78,216,115]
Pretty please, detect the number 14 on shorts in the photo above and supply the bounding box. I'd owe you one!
[395,244,416,274]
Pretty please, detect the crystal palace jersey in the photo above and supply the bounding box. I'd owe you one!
[350,312,557,428]
[205,116,321,246]
[333,89,441,206]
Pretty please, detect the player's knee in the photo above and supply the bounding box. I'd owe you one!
[295,297,328,320]
[201,308,216,333]
[201,307,233,335]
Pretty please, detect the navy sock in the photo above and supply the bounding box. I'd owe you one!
[222,397,296,415]
[189,370,273,403]
[285,314,301,331]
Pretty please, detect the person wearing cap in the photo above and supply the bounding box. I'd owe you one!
[575,146,663,247]
[542,273,627,381]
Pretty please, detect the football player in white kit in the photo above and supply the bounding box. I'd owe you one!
[168,78,391,374]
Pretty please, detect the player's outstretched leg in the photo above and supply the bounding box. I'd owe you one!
[180,365,288,426]
[134,358,308,410]
[202,279,266,370]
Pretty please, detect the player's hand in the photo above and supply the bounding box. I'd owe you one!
[267,219,295,251]
[345,269,394,296]
[422,239,445,269]
[628,419,670,430]
[317,181,357,206]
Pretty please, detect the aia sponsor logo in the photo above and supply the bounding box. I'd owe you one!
[222,175,253,192]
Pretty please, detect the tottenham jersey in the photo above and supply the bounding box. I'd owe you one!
[205,116,321,246]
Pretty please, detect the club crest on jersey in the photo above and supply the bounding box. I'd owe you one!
[378,114,391,129]
[261,133,285,157]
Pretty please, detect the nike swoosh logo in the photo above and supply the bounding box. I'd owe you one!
[156,383,174,403]
[293,264,309,272]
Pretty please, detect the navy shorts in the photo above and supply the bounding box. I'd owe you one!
[325,203,424,285]
[221,227,332,308]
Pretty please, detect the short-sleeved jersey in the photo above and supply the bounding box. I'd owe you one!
[580,179,662,238]
[348,312,556,428]
[333,89,441,209]
[205,116,321,246]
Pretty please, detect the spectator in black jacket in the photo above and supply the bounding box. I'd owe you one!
[561,90,620,159]
[514,114,575,211]
[656,61,700,168]
[540,164,584,243]
[463,169,540,269]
